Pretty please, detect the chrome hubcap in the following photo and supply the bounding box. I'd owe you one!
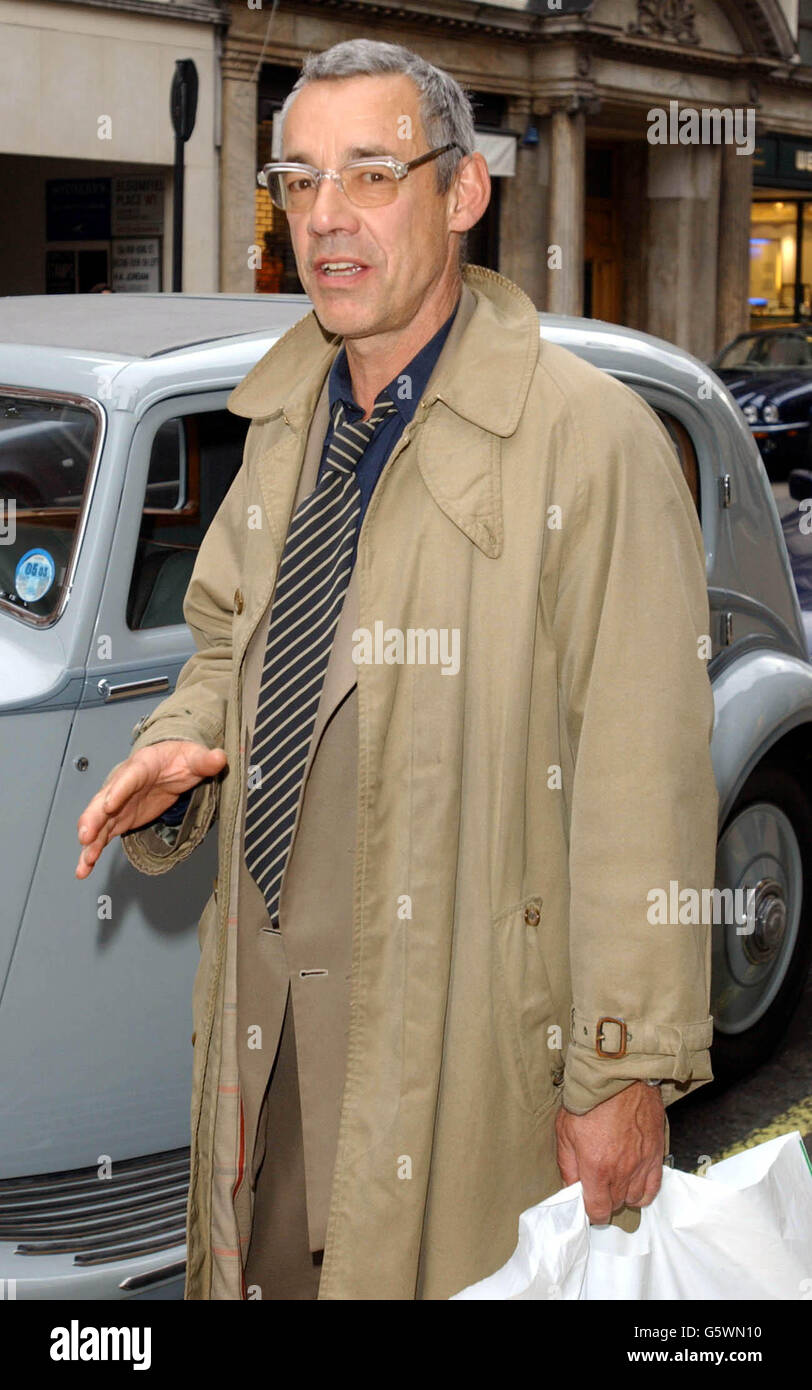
[713,802,801,1034]
[741,877,787,965]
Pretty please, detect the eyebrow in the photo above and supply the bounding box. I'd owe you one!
[283,144,402,165]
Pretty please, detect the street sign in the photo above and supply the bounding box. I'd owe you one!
[170,60,198,144]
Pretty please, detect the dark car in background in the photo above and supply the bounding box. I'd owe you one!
[710,324,812,480]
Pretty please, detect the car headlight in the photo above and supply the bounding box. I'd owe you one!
[743,404,759,424]
[762,403,780,424]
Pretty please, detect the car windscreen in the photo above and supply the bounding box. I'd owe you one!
[715,332,812,370]
[0,391,101,625]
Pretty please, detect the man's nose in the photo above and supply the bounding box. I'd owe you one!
[307,173,361,236]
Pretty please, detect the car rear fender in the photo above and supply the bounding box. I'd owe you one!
[712,649,812,824]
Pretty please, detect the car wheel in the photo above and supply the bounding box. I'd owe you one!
[711,761,812,1081]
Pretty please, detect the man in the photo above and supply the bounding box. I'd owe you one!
[75,39,718,1301]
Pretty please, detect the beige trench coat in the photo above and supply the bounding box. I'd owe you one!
[121,265,718,1300]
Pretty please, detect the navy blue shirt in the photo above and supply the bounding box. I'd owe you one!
[159,298,460,827]
[319,298,459,564]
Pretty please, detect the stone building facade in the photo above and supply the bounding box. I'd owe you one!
[4,0,812,358]
[220,0,812,357]
[0,0,223,295]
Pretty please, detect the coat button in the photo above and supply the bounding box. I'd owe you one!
[234,588,244,614]
[524,904,541,926]
[552,1067,564,1086]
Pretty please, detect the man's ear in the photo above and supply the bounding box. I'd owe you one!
[447,151,491,235]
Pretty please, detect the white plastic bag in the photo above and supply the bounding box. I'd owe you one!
[451,1130,812,1300]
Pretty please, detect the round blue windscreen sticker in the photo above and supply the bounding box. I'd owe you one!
[15,548,56,603]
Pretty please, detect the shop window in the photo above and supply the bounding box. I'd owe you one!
[255,81,304,295]
[46,246,111,295]
[803,204,812,317]
[749,201,799,320]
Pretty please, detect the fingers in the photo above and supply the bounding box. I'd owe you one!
[557,1121,664,1221]
[75,757,152,878]
[583,1153,662,1220]
[628,1159,663,1209]
[75,813,117,879]
[98,757,150,818]
[77,760,143,847]
[580,1173,615,1226]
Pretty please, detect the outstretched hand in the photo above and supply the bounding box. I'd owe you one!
[75,740,227,879]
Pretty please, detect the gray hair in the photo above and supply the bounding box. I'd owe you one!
[278,39,475,195]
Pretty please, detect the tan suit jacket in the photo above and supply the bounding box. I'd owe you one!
[235,365,364,1270]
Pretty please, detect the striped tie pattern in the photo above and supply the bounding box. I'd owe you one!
[243,393,398,926]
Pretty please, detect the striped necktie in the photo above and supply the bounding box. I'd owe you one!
[243,392,398,926]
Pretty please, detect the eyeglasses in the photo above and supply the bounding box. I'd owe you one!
[257,142,463,212]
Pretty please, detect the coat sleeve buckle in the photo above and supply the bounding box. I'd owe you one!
[595,1016,628,1059]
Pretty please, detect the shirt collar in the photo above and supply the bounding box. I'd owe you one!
[328,296,461,425]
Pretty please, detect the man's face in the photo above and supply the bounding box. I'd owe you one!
[281,74,459,340]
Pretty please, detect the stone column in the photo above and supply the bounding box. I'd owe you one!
[646,141,721,359]
[220,51,258,293]
[716,141,754,351]
[498,95,549,308]
[547,100,586,316]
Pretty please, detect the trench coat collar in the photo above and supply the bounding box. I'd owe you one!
[227,266,540,558]
[226,264,540,439]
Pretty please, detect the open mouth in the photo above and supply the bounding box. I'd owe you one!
[315,261,369,279]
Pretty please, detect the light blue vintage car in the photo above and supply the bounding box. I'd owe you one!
[0,293,811,1300]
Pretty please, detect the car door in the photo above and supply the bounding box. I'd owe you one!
[0,393,248,1179]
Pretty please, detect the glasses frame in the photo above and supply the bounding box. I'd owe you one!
[257,142,464,210]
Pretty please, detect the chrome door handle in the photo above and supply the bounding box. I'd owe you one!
[97,676,170,702]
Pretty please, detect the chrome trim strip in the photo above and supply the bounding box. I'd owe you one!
[0,1147,190,1263]
[749,421,810,433]
[119,1258,186,1291]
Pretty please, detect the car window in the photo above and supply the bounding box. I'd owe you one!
[716,332,812,370]
[716,335,760,369]
[0,391,101,625]
[653,409,700,519]
[762,334,809,367]
[126,408,249,630]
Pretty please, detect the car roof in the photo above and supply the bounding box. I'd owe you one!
[0,293,743,451]
[0,293,312,358]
